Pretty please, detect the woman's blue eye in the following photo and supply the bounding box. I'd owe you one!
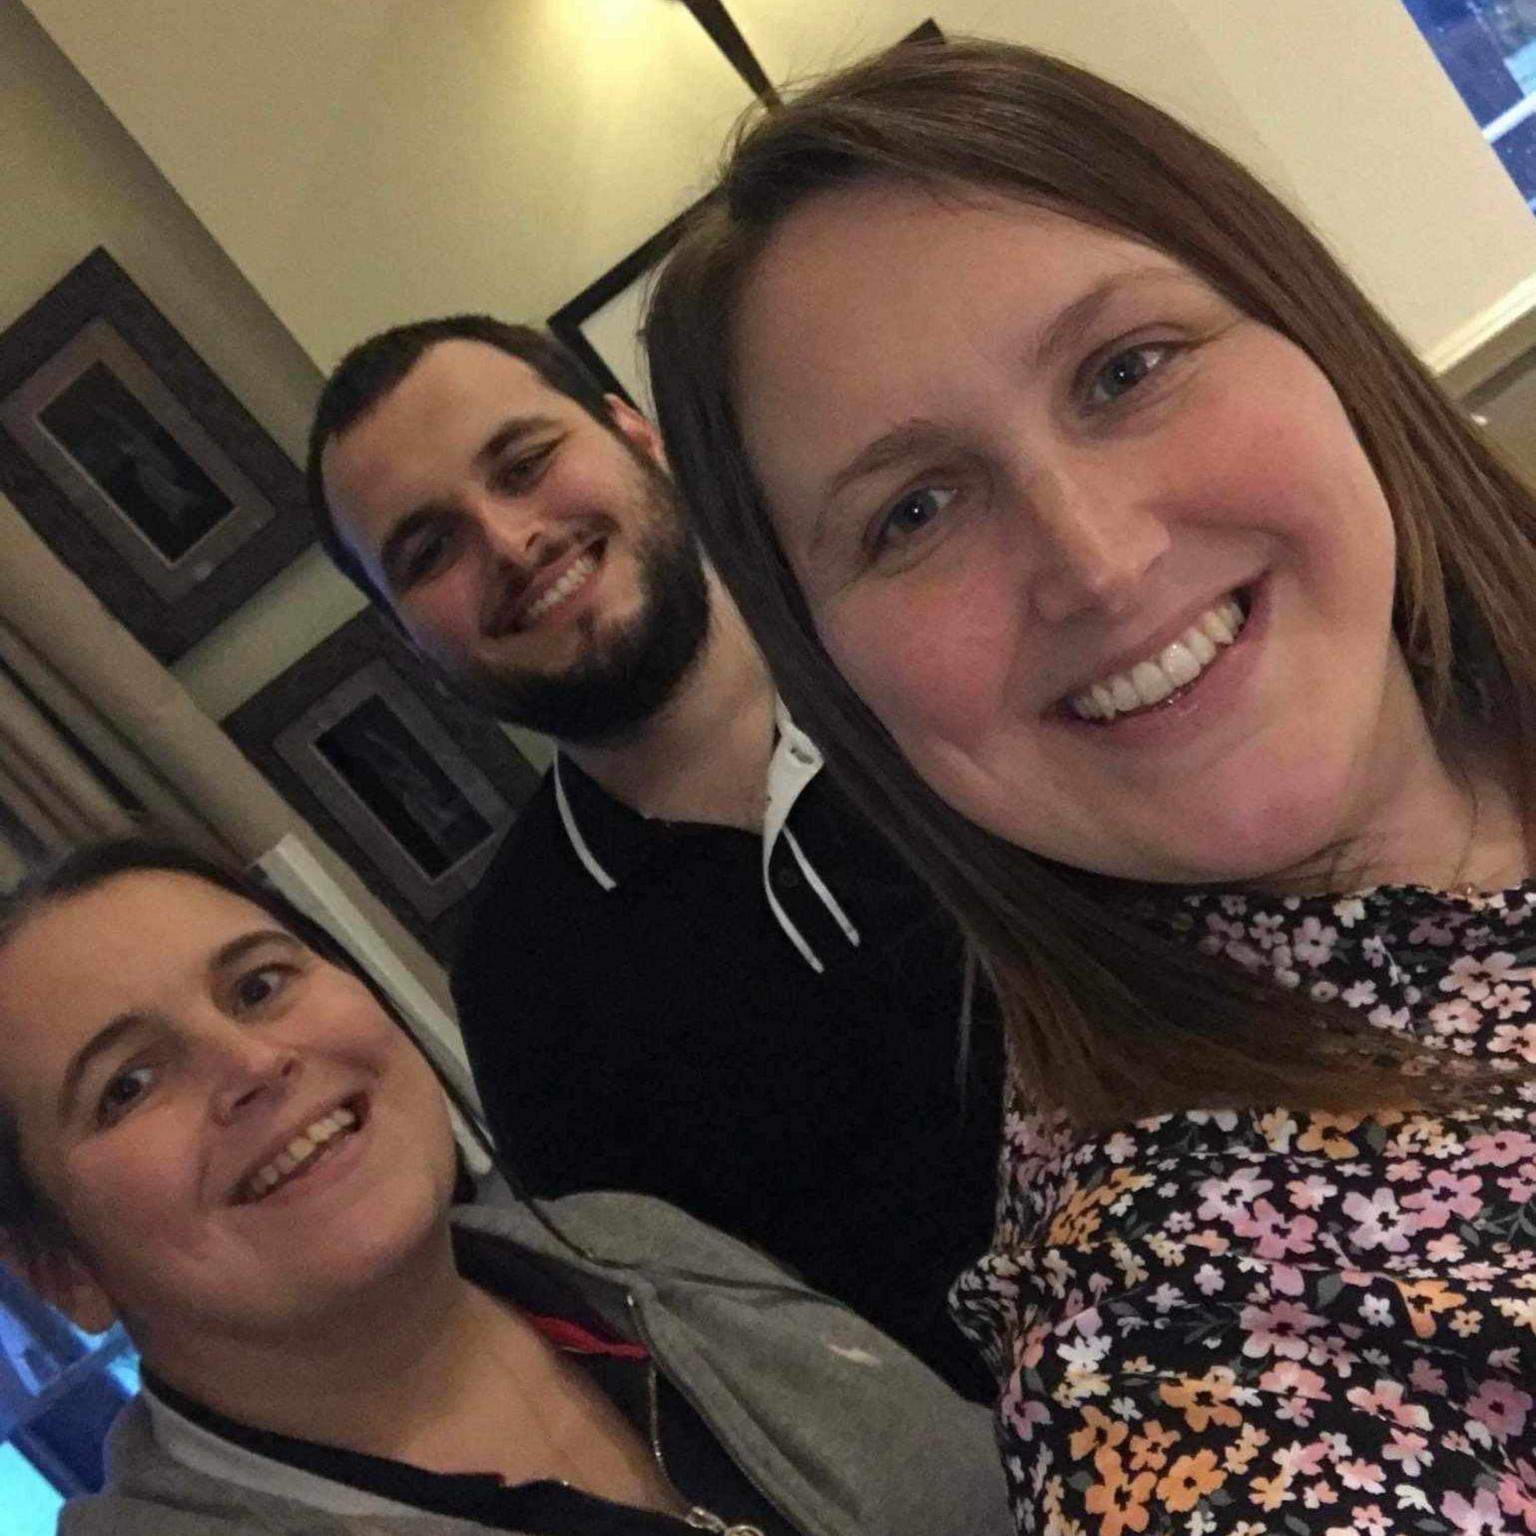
[1089,344,1171,405]
[876,486,956,552]
[97,1065,154,1126]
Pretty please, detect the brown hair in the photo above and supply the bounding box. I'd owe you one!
[645,36,1536,1125]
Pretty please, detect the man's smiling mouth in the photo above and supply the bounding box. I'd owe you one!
[1063,591,1251,724]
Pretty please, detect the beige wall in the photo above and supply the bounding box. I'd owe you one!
[21,0,756,373]
[0,0,450,1005]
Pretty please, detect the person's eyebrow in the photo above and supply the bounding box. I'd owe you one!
[55,930,302,1123]
[58,1013,154,1124]
[377,414,561,582]
[813,267,1189,534]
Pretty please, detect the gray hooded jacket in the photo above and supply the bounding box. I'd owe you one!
[58,1191,1010,1536]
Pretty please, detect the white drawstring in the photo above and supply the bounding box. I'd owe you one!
[553,754,617,892]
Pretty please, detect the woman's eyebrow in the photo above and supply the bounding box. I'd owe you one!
[814,267,1191,528]
[207,929,303,981]
[58,1013,153,1122]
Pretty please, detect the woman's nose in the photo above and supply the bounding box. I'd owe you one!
[209,1034,299,1125]
[1024,463,1171,626]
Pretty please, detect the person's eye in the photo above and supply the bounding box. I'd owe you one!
[492,443,554,494]
[230,964,295,1016]
[872,486,958,557]
[1085,343,1176,407]
[395,524,455,591]
[96,1064,155,1127]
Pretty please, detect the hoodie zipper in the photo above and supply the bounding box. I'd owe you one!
[627,1292,770,1536]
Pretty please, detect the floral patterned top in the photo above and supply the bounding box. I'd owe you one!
[951,881,1536,1536]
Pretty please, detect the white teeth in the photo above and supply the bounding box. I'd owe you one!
[1067,595,1248,724]
[520,552,597,627]
[239,1104,358,1205]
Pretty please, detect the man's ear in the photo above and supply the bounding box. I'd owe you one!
[0,1237,118,1336]
[604,394,667,469]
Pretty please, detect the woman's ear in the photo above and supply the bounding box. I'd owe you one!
[0,1238,118,1336]
[604,394,667,469]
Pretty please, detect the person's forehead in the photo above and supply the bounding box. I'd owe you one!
[321,340,569,538]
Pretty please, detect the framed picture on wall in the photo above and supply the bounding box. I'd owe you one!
[0,248,313,662]
[222,610,541,962]
[548,18,945,412]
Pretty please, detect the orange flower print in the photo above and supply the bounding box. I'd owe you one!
[1157,1447,1227,1512]
[1128,1420,1179,1473]
[1296,1112,1364,1159]
[1083,1448,1156,1536]
[1159,1366,1244,1432]
[1394,1278,1467,1340]
[1070,1405,1130,1461]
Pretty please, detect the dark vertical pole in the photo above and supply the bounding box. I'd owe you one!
[680,0,780,107]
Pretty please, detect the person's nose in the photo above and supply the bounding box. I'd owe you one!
[1023,458,1171,626]
[466,488,559,573]
[207,1029,300,1126]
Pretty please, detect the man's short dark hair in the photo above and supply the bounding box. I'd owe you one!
[305,316,616,605]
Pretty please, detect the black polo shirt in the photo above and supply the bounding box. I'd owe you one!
[451,729,1002,1402]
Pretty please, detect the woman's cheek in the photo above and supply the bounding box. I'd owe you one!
[824,581,1018,751]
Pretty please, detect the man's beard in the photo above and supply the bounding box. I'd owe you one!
[466,460,713,746]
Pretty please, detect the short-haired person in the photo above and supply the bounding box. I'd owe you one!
[0,839,1012,1535]
[306,318,1001,1398]
[645,35,1536,1536]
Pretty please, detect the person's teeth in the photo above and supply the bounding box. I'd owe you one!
[1109,675,1140,714]
[1130,661,1173,706]
[1186,627,1217,665]
[1200,608,1235,645]
[522,552,596,626]
[1159,640,1201,688]
[1066,594,1248,724]
[240,1105,359,1204]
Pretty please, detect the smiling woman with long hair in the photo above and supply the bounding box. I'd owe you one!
[645,34,1536,1536]
[0,838,1009,1536]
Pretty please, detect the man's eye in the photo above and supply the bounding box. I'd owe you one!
[873,486,957,555]
[397,527,452,589]
[1086,343,1174,406]
[97,1065,154,1127]
[493,444,553,493]
[231,965,292,1014]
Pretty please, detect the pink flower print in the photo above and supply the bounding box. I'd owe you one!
[1194,1263,1224,1295]
[1293,916,1339,966]
[1240,1299,1323,1360]
[1490,982,1534,1021]
[1342,1187,1412,1252]
[1497,1470,1536,1534]
[1197,1166,1272,1222]
[1366,1002,1411,1033]
[1003,1394,1051,1444]
[1426,1232,1468,1263]
[1401,1169,1484,1231]
[1408,914,1458,946]
[1492,1023,1536,1058]
[1234,1200,1319,1259]
[1440,951,1535,1002]
[1468,1128,1536,1167]
[1332,896,1367,927]
[1259,1360,1329,1426]
[1288,1174,1339,1210]
[1340,978,1378,1009]
[1251,911,1287,949]
[1351,1504,1390,1536]
[1380,1427,1432,1477]
[1429,996,1485,1036]
[1344,1378,1430,1430]
[1467,1378,1534,1440]
[1408,1358,1449,1395]
[1335,1459,1384,1493]
[1442,1488,1507,1535]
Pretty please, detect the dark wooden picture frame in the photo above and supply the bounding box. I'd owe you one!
[223,611,541,961]
[0,248,313,662]
[548,19,944,408]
